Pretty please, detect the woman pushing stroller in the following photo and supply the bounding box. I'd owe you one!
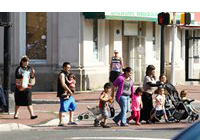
[140,65,162,123]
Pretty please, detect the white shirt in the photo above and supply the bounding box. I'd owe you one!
[155,94,165,110]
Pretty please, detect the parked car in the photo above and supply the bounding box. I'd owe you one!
[172,121,200,140]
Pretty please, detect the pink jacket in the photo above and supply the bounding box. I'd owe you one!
[131,94,142,111]
[113,74,134,102]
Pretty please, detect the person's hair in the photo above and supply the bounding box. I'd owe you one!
[20,56,29,67]
[154,87,164,94]
[159,74,167,83]
[159,74,165,80]
[122,67,132,73]
[135,87,144,95]
[68,73,75,79]
[145,65,155,76]
[180,90,187,98]
[63,62,71,68]
[104,82,112,89]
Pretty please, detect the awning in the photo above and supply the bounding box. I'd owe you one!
[83,12,200,26]
[105,12,158,22]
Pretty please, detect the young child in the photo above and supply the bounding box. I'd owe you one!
[127,87,143,125]
[159,74,174,121]
[68,73,76,93]
[180,90,198,114]
[62,73,76,100]
[149,87,168,123]
[94,83,112,128]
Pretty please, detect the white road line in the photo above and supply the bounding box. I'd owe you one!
[69,137,170,140]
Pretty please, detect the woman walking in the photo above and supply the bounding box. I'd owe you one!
[111,67,134,126]
[140,65,160,123]
[14,56,37,119]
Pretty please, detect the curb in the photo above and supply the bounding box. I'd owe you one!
[0,123,32,131]
[33,114,69,127]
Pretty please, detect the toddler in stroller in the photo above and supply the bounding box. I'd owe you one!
[148,87,168,123]
[164,84,199,123]
[180,90,199,122]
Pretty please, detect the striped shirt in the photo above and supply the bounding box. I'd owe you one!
[111,57,122,72]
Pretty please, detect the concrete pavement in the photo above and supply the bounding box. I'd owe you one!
[0,84,200,131]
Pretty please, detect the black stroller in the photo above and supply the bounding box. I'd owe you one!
[164,83,199,123]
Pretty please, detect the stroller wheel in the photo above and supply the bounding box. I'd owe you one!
[195,114,199,120]
[188,116,195,123]
[78,115,83,120]
[175,119,180,123]
[84,114,89,119]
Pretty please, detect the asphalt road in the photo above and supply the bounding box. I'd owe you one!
[0,128,181,140]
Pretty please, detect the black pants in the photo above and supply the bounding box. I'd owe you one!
[140,92,153,121]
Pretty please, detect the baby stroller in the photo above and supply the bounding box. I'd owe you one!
[164,83,199,123]
[77,101,115,121]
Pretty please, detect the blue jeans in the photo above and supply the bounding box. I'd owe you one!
[113,95,130,125]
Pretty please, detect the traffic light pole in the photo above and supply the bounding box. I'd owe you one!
[2,13,12,112]
[160,25,165,76]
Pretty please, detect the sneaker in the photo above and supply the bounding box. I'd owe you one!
[120,123,129,126]
[68,122,77,125]
[58,124,65,127]
[112,118,120,126]
[102,125,111,128]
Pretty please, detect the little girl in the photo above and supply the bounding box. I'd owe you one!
[68,73,76,93]
[62,73,76,100]
[127,87,143,125]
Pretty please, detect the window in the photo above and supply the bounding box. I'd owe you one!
[192,30,200,58]
[93,19,98,60]
[26,12,47,60]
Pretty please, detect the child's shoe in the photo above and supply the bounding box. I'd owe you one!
[100,121,104,127]
[136,122,142,125]
[102,125,111,128]
[94,119,99,127]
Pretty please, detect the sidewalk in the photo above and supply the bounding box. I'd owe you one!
[0,84,200,131]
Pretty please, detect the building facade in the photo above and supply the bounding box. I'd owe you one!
[0,12,200,91]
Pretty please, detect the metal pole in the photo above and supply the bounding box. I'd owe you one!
[170,12,176,85]
[3,12,11,112]
[160,25,165,75]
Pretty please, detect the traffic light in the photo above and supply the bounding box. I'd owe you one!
[185,12,191,25]
[180,12,191,25]
[158,12,170,26]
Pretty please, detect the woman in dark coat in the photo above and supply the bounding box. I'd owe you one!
[14,56,37,119]
[140,65,160,123]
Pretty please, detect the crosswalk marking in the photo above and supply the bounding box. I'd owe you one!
[69,137,170,140]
